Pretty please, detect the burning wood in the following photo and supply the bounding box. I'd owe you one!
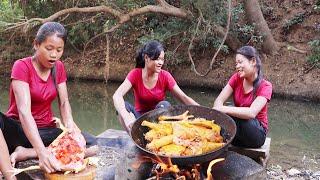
[133,155,224,180]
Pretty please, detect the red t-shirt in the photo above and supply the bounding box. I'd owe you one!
[6,57,67,128]
[228,73,272,131]
[127,68,176,114]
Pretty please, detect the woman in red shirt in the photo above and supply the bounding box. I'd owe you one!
[0,22,96,174]
[113,40,199,132]
[213,46,272,148]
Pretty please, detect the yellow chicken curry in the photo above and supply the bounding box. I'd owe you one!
[142,111,224,156]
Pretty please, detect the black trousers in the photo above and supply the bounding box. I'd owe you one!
[124,100,172,118]
[0,112,96,154]
[231,116,267,148]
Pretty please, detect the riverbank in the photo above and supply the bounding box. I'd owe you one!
[64,57,320,102]
[267,165,320,180]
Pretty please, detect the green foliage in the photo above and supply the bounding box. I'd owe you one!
[232,3,245,23]
[232,2,262,46]
[194,0,227,26]
[0,0,275,67]
[314,0,320,10]
[0,0,24,32]
[307,39,320,68]
[283,12,305,33]
[135,0,233,67]
[105,0,146,10]
[68,17,106,48]
[136,16,191,66]
[137,17,189,44]
[236,24,263,44]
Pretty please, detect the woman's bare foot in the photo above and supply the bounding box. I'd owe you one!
[10,146,32,167]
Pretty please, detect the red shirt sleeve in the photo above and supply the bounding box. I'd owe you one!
[11,58,31,82]
[56,60,67,84]
[228,73,239,89]
[257,80,272,102]
[126,68,139,85]
[162,71,176,91]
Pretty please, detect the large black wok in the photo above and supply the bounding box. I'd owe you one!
[130,105,236,165]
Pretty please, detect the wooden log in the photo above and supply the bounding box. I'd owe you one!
[228,137,271,167]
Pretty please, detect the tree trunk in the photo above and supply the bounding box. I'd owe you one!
[244,0,279,55]
[215,25,241,52]
[104,34,110,83]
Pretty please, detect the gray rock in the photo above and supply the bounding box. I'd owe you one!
[287,168,301,176]
[211,151,267,180]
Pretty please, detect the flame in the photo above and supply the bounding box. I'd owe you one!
[132,154,224,179]
[206,158,225,180]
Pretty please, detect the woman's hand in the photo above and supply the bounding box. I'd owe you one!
[213,105,228,114]
[37,148,61,173]
[113,79,134,133]
[124,112,136,130]
[64,120,81,133]
[118,112,136,133]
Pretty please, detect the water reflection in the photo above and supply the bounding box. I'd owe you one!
[0,78,319,170]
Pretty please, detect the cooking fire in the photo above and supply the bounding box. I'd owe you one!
[134,156,224,180]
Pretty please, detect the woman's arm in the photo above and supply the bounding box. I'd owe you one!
[213,84,267,119]
[12,80,60,173]
[213,84,233,108]
[112,79,135,127]
[57,82,79,132]
[218,97,267,119]
[170,84,199,105]
[0,130,16,180]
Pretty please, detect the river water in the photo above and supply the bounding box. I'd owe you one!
[0,78,319,171]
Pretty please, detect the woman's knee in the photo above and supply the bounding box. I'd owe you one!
[232,119,266,148]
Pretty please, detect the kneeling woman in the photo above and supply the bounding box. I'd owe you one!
[213,46,272,148]
[0,22,96,173]
[113,40,199,132]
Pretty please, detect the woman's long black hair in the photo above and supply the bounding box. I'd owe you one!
[236,46,263,99]
[135,40,164,68]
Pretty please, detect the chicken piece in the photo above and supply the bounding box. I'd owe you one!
[158,111,194,121]
[184,142,204,156]
[159,144,186,156]
[201,141,225,153]
[172,123,198,146]
[189,118,221,134]
[145,129,160,141]
[142,121,172,134]
[142,121,173,141]
[146,135,173,151]
[190,125,216,142]
[213,134,224,143]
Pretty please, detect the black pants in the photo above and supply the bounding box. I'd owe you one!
[0,112,96,153]
[124,100,171,118]
[231,117,266,148]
